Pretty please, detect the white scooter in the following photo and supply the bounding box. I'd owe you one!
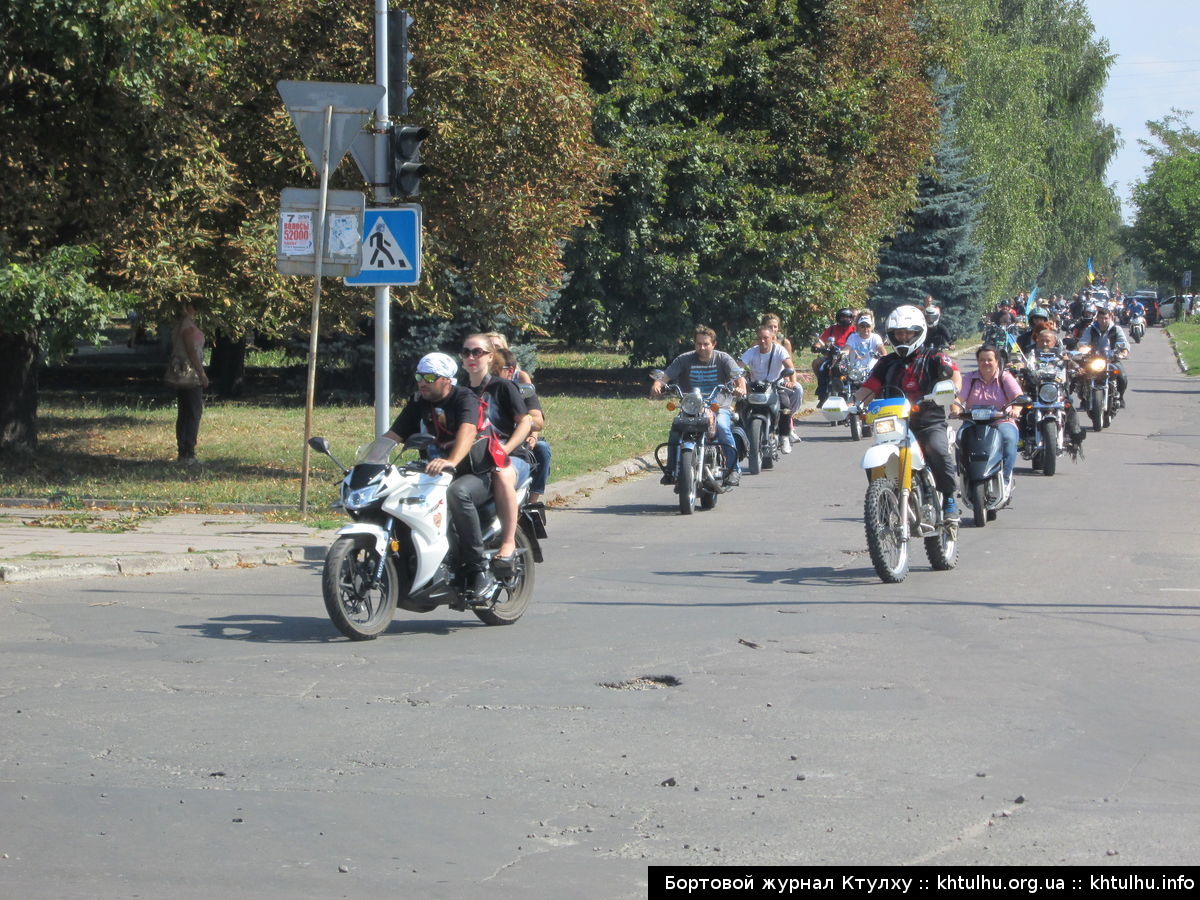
[308,435,546,640]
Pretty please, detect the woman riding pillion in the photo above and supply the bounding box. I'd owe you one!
[853,305,963,520]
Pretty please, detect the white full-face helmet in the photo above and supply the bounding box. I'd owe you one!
[885,305,927,359]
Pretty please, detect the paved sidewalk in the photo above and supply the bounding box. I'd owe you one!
[0,452,659,583]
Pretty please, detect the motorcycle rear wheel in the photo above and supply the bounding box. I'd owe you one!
[474,529,535,626]
[864,478,909,584]
[1041,420,1058,476]
[678,448,699,515]
[924,516,958,571]
[322,535,400,640]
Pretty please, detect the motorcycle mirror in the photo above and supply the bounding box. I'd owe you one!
[648,369,667,383]
[780,367,795,377]
[308,436,331,456]
[403,433,435,452]
[518,383,537,398]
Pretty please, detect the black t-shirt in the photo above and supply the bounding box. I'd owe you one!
[388,384,480,450]
[470,375,529,440]
[927,323,953,350]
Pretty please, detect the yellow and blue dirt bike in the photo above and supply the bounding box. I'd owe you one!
[859,382,959,584]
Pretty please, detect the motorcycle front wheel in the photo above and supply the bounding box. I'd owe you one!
[970,481,987,529]
[849,413,862,442]
[322,535,400,640]
[864,478,909,584]
[475,529,536,626]
[746,418,764,475]
[1041,420,1058,476]
[678,447,699,515]
[1089,390,1103,432]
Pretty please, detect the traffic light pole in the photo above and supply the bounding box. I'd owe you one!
[373,0,392,437]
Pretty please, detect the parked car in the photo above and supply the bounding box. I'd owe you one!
[1160,295,1193,319]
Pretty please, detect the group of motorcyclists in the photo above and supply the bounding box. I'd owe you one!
[372,284,1136,603]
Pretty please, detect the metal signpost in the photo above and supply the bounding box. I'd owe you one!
[276,79,383,511]
[276,5,427,509]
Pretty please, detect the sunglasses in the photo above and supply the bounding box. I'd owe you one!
[460,347,490,358]
[415,372,441,383]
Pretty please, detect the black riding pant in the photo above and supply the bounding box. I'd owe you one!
[913,418,957,499]
[447,473,491,573]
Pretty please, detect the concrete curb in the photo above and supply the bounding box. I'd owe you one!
[0,545,319,584]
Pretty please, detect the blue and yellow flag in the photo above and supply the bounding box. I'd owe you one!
[1025,285,1039,314]
[1086,257,1095,284]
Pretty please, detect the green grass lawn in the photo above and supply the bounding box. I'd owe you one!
[1166,319,1200,375]
[2,345,673,511]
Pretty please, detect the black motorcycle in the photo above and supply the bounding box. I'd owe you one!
[651,372,747,515]
[1020,351,1070,476]
[738,371,793,474]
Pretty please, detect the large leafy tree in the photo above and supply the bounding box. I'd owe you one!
[932,0,1120,300]
[869,73,987,336]
[1,0,639,447]
[555,0,940,363]
[1127,114,1200,291]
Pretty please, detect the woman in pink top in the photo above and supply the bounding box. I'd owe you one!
[956,343,1024,486]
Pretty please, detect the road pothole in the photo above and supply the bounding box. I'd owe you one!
[598,675,682,690]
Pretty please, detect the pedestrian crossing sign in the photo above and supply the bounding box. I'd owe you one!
[345,205,422,286]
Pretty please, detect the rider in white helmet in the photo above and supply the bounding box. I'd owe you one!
[853,305,964,520]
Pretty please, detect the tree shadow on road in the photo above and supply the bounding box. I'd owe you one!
[571,564,1200,615]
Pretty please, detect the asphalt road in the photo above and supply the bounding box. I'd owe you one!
[2,327,1198,897]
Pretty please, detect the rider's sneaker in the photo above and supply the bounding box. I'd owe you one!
[942,497,960,522]
[724,470,741,487]
[781,436,792,454]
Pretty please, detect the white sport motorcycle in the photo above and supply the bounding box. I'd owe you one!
[308,435,546,640]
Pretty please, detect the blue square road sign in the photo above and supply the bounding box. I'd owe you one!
[345,205,422,286]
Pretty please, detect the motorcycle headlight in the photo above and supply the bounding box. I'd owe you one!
[1088,358,1107,373]
[873,416,898,435]
[681,394,705,416]
[345,483,381,510]
[747,392,770,405]
[1038,382,1060,403]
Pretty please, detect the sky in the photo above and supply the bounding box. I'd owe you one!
[1084,0,1200,220]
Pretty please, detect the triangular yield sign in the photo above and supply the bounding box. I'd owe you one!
[277,81,385,174]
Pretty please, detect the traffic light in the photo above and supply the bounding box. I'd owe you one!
[387,9,414,117]
[390,124,429,198]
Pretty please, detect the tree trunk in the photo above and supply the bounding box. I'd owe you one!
[0,330,40,451]
[209,331,246,398]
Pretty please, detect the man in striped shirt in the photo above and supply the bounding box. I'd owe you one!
[652,325,747,486]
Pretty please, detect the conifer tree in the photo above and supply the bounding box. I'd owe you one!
[869,74,986,338]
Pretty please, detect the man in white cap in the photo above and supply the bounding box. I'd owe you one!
[384,353,500,599]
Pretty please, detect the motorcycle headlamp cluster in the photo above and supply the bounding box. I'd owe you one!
[1088,357,1107,373]
[344,483,382,510]
[747,392,770,405]
[1038,382,1061,403]
[680,394,706,416]
[872,416,899,435]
